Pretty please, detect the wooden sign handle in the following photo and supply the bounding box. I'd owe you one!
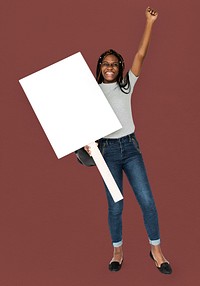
[88,142,123,203]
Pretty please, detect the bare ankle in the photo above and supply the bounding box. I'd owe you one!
[114,246,123,254]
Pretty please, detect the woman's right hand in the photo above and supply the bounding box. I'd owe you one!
[84,145,92,155]
[84,142,98,156]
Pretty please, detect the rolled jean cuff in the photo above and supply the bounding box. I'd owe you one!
[149,238,160,246]
[113,240,123,247]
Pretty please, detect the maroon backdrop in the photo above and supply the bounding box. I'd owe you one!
[1,0,200,285]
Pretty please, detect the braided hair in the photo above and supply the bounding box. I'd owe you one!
[96,49,130,94]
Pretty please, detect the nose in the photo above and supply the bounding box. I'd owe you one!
[107,65,113,70]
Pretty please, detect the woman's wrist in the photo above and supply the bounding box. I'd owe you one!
[146,19,155,26]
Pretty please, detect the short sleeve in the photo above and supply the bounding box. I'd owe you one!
[128,70,139,93]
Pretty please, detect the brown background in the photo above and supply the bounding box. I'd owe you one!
[1,0,200,285]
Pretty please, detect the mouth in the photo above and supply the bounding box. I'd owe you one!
[105,71,115,75]
[102,69,118,83]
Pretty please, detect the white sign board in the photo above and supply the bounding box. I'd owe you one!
[19,52,123,202]
[19,52,122,158]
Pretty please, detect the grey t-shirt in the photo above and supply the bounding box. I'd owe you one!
[99,70,138,138]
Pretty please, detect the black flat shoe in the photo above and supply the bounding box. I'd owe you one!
[150,251,172,274]
[109,259,123,272]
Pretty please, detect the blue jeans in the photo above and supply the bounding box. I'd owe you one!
[98,133,160,247]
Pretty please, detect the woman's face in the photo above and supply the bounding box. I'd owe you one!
[101,54,119,83]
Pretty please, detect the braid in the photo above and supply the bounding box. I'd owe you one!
[96,49,130,94]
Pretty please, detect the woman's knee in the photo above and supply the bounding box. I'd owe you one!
[108,201,123,216]
[138,194,157,214]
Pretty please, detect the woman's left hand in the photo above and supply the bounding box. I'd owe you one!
[146,7,158,23]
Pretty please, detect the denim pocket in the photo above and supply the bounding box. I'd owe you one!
[98,141,106,156]
[131,134,141,153]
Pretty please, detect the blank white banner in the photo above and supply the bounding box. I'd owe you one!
[19,52,123,202]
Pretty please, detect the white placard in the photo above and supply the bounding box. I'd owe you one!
[19,52,123,202]
[19,52,122,158]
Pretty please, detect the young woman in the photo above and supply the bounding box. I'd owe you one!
[85,7,172,274]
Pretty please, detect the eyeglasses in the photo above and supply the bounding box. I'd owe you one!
[101,62,120,68]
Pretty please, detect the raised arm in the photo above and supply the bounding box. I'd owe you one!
[131,7,158,77]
